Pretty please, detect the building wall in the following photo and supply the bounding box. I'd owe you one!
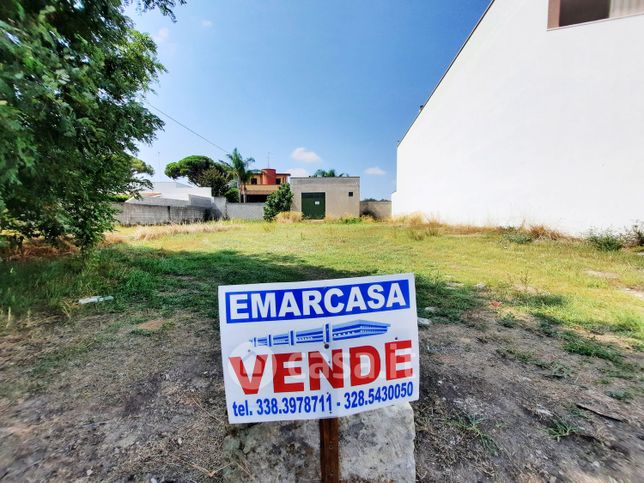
[360,201,392,220]
[148,182,212,201]
[113,203,207,225]
[393,0,644,234]
[290,177,360,218]
[226,203,265,220]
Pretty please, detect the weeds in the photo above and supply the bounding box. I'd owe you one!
[545,362,572,379]
[407,227,440,241]
[496,346,537,364]
[586,230,623,252]
[131,222,237,241]
[499,313,518,328]
[622,222,644,248]
[502,229,534,245]
[528,225,565,241]
[275,211,303,223]
[606,390,634,402]
[448,415,498,454]
[547,417,577,441]
[561,331,622,363]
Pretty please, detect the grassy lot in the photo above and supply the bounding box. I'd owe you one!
[2,220,643,342]
[1,220,643,480]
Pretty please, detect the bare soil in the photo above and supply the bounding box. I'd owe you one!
[1,307,642,482]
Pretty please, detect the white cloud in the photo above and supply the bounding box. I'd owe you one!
[286,167,310,178]
[201,19,213,28]
[152,27,170,43]
[365,166,386,176]
[290,147,321,163]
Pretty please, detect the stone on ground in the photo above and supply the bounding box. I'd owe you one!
[222,403,416,482]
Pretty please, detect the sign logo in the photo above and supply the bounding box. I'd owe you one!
[218,273,419,423]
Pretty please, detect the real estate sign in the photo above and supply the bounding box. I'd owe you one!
[218,273,419,423]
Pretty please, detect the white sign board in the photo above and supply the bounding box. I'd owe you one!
[218,273,419,423]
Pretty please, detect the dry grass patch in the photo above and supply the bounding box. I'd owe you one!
[274,211,303,223]
[130,222,238,241]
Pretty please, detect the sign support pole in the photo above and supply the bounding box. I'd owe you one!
[319,417,340,483]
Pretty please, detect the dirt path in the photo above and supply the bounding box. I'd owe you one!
[1,307,642,481]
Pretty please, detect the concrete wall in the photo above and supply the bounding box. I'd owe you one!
[113,203,207,225]
[360,201,392,220]
[290,177,360,218]
[212,197,227,219]
[393,0,644,234]
[226,203,265,220]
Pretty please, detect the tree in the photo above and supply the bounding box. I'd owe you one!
[313,169,348,177]
[131,157,155,177]
[221,148,256,203]
[0,0,184,250]
[165,155,215,185]
[164,155,232,197]
[264,183,294,221]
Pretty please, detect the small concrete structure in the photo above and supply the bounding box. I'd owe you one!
[360,200,392,220]
[290,177,360,219]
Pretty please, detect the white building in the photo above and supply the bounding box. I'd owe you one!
[392,0,644,234]
[136,181,212,203]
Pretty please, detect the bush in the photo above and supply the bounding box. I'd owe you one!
[587,230,623,252]
[225,188,240,203]
[623,222,644,248]
[264,184,294,221]
[500,227,534,245]
[109,194,130,203]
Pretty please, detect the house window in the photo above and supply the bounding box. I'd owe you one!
[348,191,354,197]
[251,178,258,185]
[276,178,281,185]
[548,0,644,28]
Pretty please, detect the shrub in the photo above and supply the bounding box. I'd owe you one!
[623,222,644,248]
[586,230,623,252]
[275,211,303,223]
[225,188,240,203]
[109,194,130,203]
[263,184,293,221]
[500,227,534,245]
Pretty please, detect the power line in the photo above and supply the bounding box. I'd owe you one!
[145,100,230,154]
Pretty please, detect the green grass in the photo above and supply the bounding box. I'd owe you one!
[448,415,498,454]
[547,417,577,441]
[1,221,643,343]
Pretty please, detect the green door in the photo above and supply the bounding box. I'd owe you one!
[301,192,325,219]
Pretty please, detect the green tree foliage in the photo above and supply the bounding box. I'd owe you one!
[221,148,256,203]
[165,155,215,185]
[130,157,155,176]
[0,0,184,249]
[164,155,232,197]
[264,183,294,221]
[225,187,240,203]
[313,169,348,177]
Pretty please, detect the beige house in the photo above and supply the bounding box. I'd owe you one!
[290,177,360,219]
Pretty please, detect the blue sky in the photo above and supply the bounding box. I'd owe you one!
[128,0,489,200]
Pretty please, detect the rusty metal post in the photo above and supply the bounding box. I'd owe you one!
[319,417,340,483]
